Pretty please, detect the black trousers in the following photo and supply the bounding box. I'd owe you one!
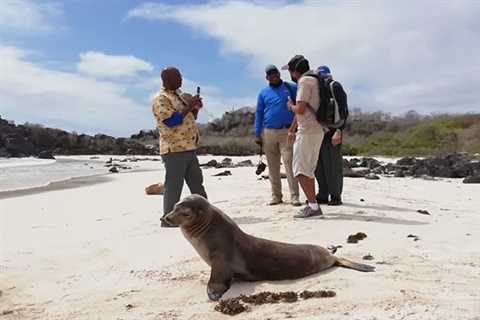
[315,136,343,201]
[161,150,207,215]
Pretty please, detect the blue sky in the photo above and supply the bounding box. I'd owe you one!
[1,0,479,136]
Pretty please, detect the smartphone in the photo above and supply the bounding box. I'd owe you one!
[196,86,201,96]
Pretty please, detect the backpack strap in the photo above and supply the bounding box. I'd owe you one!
[329,80,337,102]
[328,80,345,129]
[283,81,295,100]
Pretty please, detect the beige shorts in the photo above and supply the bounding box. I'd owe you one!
[293,130,324,178]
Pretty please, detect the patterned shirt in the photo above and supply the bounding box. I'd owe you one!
[152,88,199,155]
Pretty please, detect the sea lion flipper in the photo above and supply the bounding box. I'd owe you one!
[335,257,375,272]
[207,258,233,301]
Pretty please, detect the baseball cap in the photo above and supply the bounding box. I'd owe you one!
[317,65,331,76]
[281,55,305,71]
[265,64,279,74]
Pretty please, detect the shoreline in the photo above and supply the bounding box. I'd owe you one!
[0,168,160,200]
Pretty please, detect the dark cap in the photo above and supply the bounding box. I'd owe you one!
[281,55,306,71]
[265,64,279,74]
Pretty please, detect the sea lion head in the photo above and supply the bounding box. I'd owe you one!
[162,194,210,227]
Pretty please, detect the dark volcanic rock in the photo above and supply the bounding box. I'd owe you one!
[213,170,232,176]
[0,116,156,158]
[463,175,480,184]
[396,157,418,166]
[221,157,233,165]
[200,159,218,167]
[347,232,367,243]
[236,159,254,167]
[365,173,381,180]
[394,169,406,177]
[343,167,368,178]
[411,153,479,178]
[360,157,382,169]
[38,150,55,159]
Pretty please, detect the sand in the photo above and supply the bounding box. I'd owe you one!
[1,155,479,320]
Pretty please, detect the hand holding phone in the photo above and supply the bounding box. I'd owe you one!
[193,86,203,109]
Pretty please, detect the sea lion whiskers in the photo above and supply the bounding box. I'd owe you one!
[183,209,212,238]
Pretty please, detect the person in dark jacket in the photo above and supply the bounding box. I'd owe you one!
[314,65,348,206]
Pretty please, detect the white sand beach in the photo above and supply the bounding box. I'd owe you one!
[1,155,479,320]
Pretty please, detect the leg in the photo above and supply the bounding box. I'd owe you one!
[263,129,282,203]
[185,151,208,199]
[324,142,343,203]
[279,138,300,204]
[297,174,316,203]
[207,258,233,301]
[315,138,329,203]
[161,152,188,216]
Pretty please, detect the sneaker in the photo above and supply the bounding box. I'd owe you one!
[268,199,283,206]
[294,206,323,218]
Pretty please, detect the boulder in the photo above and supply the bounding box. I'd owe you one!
[145,183,165,195]
[463,176,480,184]
[343,168,367,178]
[38,150,55,159]
[221,158,233,165]
[396,157,418,166]
[236,159,254,167]
[365,173,380,180]
[394,170,405,177]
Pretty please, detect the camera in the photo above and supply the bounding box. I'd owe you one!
[255,161,266,175]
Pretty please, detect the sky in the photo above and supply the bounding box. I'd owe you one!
[0,0,479,137]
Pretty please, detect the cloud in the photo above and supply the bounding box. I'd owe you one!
[128,0,480,114]
[0,0,62,33]
[0,46,153,136]
[77,51,154,78]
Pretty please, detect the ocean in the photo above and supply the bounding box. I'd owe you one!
[0,157,108,192]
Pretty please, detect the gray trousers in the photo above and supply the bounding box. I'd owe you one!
[315,136,343,201]
[161,150,207,216]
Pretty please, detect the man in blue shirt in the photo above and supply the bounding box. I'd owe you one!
[255,65,300,206]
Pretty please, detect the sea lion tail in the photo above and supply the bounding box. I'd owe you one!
[335,257,375,272]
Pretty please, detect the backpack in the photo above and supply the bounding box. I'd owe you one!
[303,72,331,125]
[306,73,348,127]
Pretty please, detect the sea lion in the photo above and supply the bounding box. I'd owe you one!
[161,195,375,301]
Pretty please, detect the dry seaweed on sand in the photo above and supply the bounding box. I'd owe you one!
[299,290,336,299]
[214,298,248,316]
[214,290,336,315]
[347,232,368,243]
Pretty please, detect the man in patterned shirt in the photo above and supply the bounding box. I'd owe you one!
[152,67,208,227]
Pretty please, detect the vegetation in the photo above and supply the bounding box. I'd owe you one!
[198,109,480,156]
[348,112,480,156]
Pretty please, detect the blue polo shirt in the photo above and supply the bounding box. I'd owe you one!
[255,81,297,137]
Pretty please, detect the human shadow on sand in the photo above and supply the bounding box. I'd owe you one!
[233,216,271,225]
[343,202,414,213]
[222,268,339,299]
[305,212,427,226]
